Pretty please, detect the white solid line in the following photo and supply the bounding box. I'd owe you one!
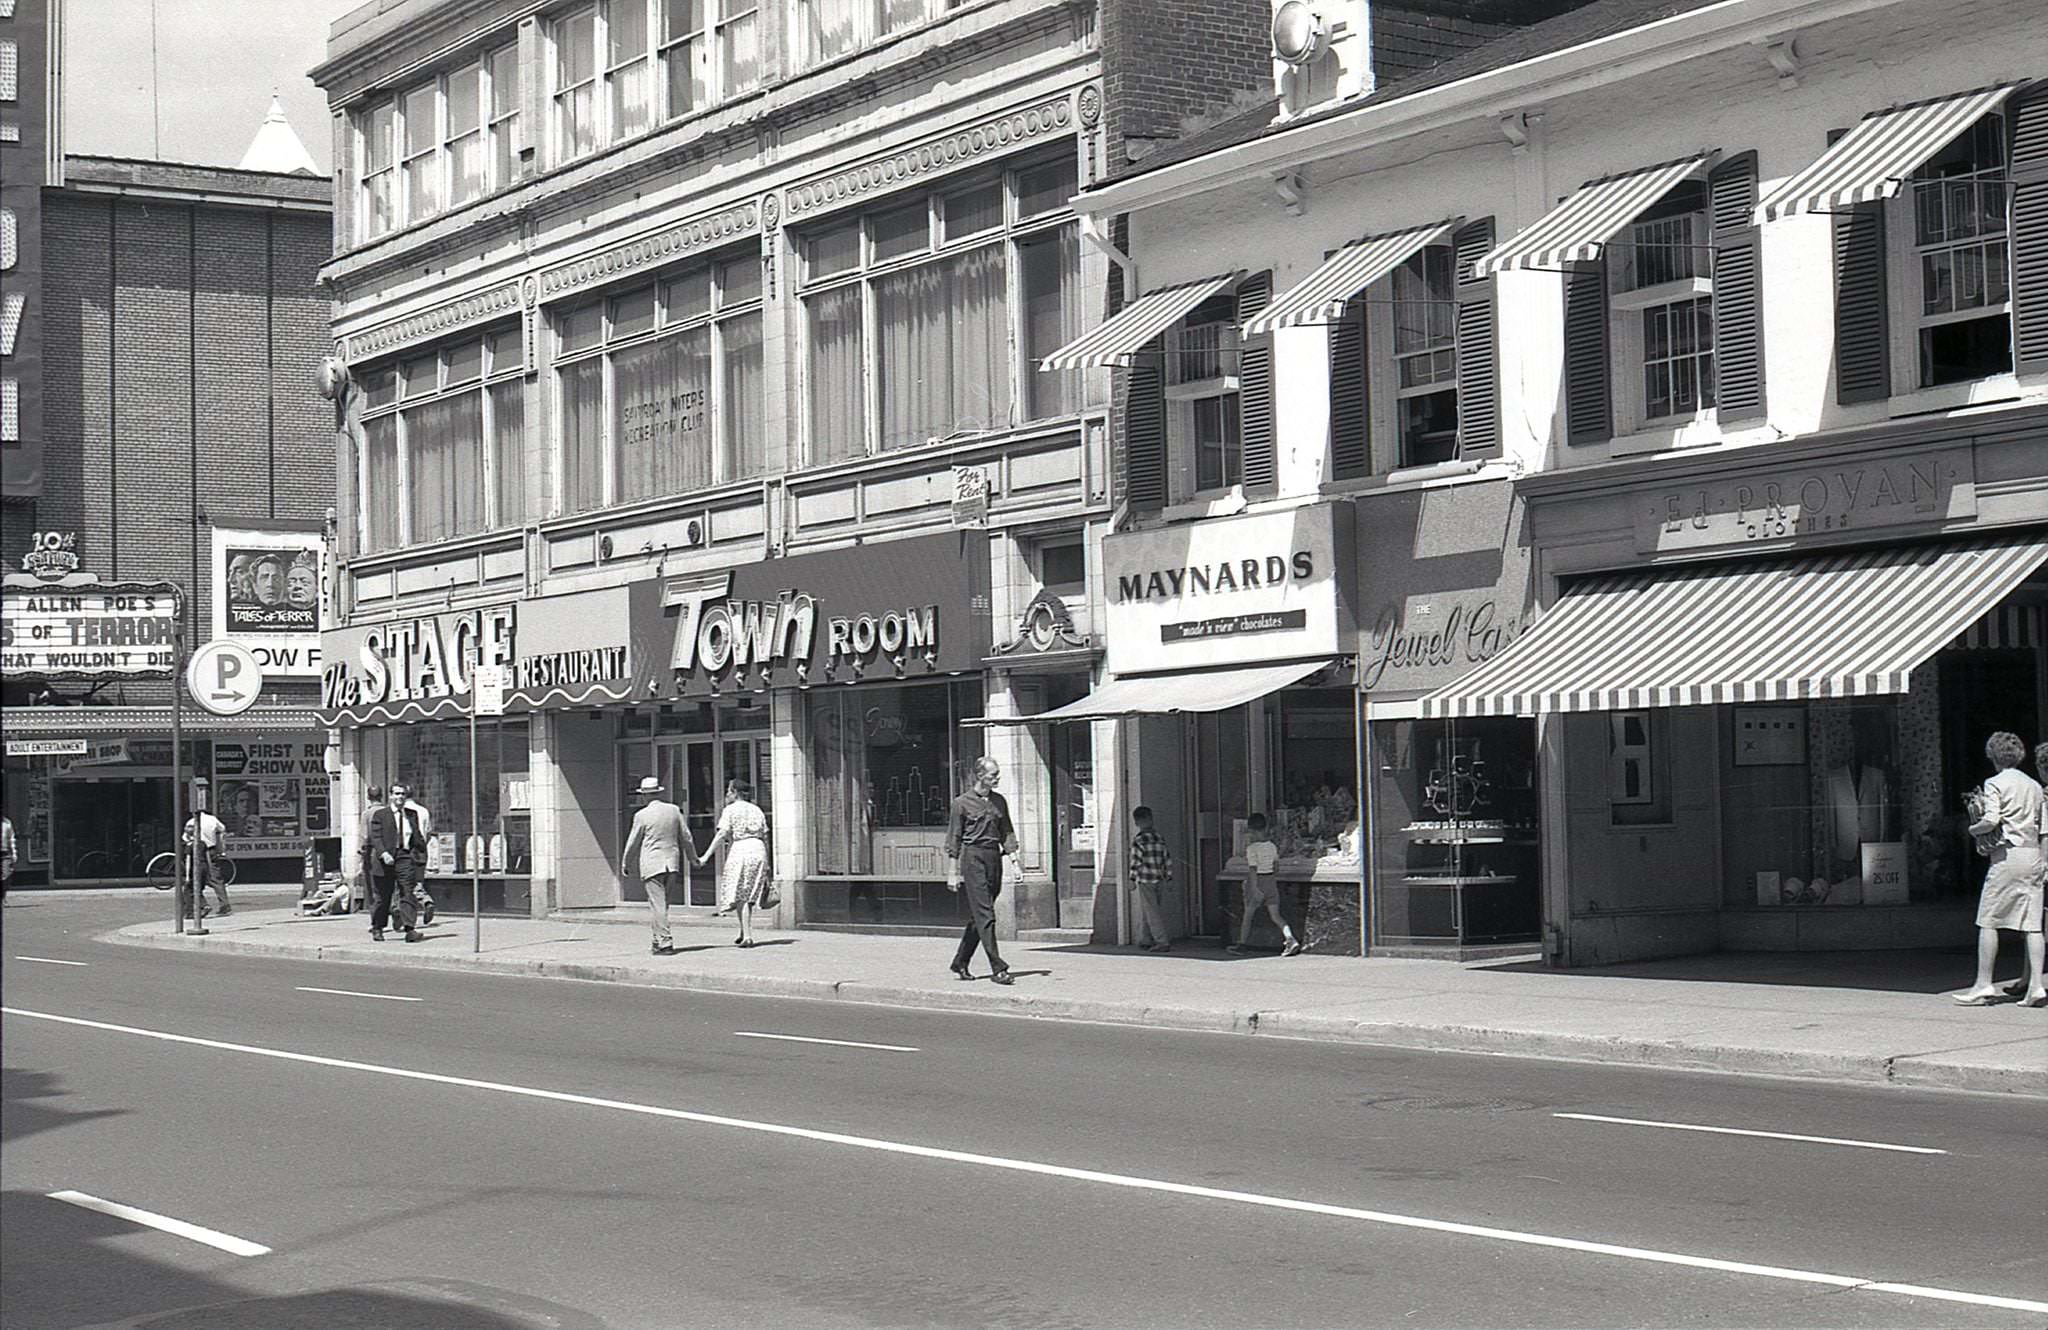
[1553,1112,1947,1155]
[295,986,422,1003]
[734,1031,920,1052]
[15,956,89,967]
[7,1006,2041,1318]
[47,1190,271,1257]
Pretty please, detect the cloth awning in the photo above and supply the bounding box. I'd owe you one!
[968,659,1330,726]
[1755,82,2025,224]
[1242,222,1453,335]
[1038,273,1237,372]
[1472,154,1714,277]
[1418,534,2048,718]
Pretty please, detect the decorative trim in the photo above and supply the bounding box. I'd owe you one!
[784,97,1074,219]
[342,283,523,362]
[539,200,763,302]
[1077,85,1101,129]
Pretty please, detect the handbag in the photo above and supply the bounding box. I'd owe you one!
[757,883,781,910]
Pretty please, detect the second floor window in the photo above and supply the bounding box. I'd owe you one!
[1389,246,1459,466]
[1903,114,2010,388]
[797,0,935,68]
[353,43,520,244]
[356,328,527,553]
[554,7,600,162]
[1165,296,1241,494]
[1609,184,1715,429]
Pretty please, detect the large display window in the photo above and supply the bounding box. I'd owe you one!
[802,679,983,926]
[360,718,531,909]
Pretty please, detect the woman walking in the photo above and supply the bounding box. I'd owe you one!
[702,779,772,947]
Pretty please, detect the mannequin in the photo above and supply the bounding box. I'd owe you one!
[1823,710,1896,887]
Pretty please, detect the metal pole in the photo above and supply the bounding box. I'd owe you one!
[470,676,481,955]
[172,588,186,935]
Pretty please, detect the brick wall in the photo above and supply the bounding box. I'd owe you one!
[1098,0,1273,179]
[1372,3,1523,87]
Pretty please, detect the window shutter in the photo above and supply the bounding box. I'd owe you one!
[2009,84,2048,378]
[1562,258,1611,445]
[1237,271,1278,496]
[1121,345,1167,512]
[1710,151,1767,423]
[1832,203,1890,403]
[1328,295,1369,481]
[1452,217,1501,461]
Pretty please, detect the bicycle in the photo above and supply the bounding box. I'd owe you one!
[147,852,239,888]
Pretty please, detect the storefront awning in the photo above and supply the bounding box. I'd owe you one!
[1755,82,2025,224]
[1038,273,1238,371]
[1471,154,1714,277]
[0,704,323,736]
[1418,533,2048,718]
[968,659,1331,725]
[1242,222,1452,336]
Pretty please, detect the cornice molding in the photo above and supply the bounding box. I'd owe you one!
[785,94,1075,219]
[341,281,523,362]
[538,199,762,303]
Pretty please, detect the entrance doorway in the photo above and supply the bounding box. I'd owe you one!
[1047,675,1096,929]
[652,731,771,907]
[1941,648,2042,896]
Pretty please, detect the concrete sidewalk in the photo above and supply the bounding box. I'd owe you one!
[105,906,2048,1097]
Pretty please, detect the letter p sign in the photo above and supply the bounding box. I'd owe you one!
[187,640,264,717]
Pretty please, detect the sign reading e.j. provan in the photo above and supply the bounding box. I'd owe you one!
[1632,448,1976,553]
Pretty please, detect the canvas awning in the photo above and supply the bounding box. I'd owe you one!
[1472,154,1714,277]
[1037,273,1238,371]
[1241,222,1453,335]
[1755,82,2026,224]
[1418,533,2048,718]
[967,659,1330,725]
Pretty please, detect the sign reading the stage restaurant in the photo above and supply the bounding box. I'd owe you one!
[1633,448,1976,554]
[1104,505,1352,675]
[319,605,518,709]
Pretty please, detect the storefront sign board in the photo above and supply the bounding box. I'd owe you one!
[5,738,86,757]
[211,526,324,677]
[1104,505,1352,676]
[1632,448,1975,554]
[212,737,333,858]
[1,580,180,679]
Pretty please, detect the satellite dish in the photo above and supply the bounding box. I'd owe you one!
[1272,1,1327,66]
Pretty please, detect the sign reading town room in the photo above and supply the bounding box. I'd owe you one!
[1105,506,1353,675]
[1633,448,1976,554]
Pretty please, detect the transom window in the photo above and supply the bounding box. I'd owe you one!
[1906,115,2011,388]
[796,0,939,69]
[1609,182,1716,429]
[797,154,1095,467]
[355,328,527,553]
[553,253,768,515]
[354,44,521,244]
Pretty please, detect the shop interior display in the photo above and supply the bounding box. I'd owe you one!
[1374,719,1540,947]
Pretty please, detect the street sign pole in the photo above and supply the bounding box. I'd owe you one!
[470,649,481,956]
[171,587,190,935]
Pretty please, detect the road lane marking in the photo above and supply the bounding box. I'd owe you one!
[14,956,89,967]
[7,1006,2041,1318]
[48,1190,270,1257]
[735,1031,919,1052]
[296,986,422,1003]
[1553,1113,1947,1155]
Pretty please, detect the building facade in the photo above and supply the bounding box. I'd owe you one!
[1065,0,2048,963]
[311,0,1276,931]
[0,157,336,887]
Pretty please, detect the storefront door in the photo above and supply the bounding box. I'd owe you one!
[1942,650,2042,893]
[655,730,771,907]
[1049,682,1096,929]
[1190,708,1251,938]
[54,774,174,881]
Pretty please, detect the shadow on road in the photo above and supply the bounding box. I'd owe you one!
[1,1066,131,1146]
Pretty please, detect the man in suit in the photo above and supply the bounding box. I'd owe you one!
[366,783,425,943]
[622,775,692,955]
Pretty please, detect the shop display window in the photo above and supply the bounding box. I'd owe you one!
[1257,688,1362,867]
[361,719,532,897]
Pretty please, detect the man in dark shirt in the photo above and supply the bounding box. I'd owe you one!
[945,756,1020,984]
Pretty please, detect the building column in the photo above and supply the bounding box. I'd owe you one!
[768,687,803,927]
[528,710,559,914]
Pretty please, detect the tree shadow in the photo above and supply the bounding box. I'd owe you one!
[0,1065,131,1146]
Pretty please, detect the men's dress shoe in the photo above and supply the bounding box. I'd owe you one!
[422,901,435,925]
[404,929,423,943]
[950,962,973,981]
[652,944,677,956]
[215,905,232,917]
[989,970,1015,986]
[370,928,384,941]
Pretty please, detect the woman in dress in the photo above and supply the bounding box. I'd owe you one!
[701,779,771,947]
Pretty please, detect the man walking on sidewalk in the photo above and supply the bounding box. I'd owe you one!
[945,757,1019,984]
[623,776,692,956]
[183,804,232,917]
[366,785,424,943]
[401,787,438,926]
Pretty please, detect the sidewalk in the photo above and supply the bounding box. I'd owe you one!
[105,907,2048,1098]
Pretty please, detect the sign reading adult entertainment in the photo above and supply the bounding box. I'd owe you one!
[1103,505,1353,675]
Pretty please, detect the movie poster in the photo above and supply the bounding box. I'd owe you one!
[210,526,324,678]
[212,738,334,858]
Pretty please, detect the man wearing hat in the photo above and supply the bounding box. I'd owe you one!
[622,775,693,955]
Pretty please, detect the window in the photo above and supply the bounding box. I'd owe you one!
[796,0,933,68]
[1389,247,1458,465]
[1039,541,1085,595]
[554,7,599,162]
[607,0,654,139]
[402,82,442,222]
[660,0,709,117]
[1608,182,1716,431]
[717,0,760,98]
[359,102,396,240]
[446,63,486,208]
[489,44,523,187]
[796,157,1092,465]
[1165,294,1241,496]
[356,327,526,552]
[1904,115,2011,388]
[353,47,518,244]
[553,253,769,514]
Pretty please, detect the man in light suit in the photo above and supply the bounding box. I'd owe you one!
[623,775,693,955]
[366,784,425,943]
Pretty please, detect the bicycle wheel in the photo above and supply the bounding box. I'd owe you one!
[219,857,238,886]
[71,851,114,879]
[146,852,178,887]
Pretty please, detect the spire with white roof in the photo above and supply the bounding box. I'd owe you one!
[238,95,321,176]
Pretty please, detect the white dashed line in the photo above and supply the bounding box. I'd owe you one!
[14,956,89,967]
[48,1190,271,1257]
[8,1006,2041,1317]
[1553,1113,1947,1155]
[295,986,422,1003]
[734,1031,920,1052]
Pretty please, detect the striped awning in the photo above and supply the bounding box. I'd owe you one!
[966,659,1329,725]
[1755,82,2025,224]
[1037,273,1237,372]
[1419,534,2048,718]
[1472,154,1713,278]
[1242,222,1453,336]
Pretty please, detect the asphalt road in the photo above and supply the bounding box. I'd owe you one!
[3,894,2044,1330]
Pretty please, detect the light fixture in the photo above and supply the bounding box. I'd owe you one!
[1271,1,1326,66]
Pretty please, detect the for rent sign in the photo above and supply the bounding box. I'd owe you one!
[0,582,180,679]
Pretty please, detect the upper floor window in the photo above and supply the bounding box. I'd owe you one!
[356,327,527,553]
[549,0,759,165]
[1898,114,2010,388]
[795,0,937,68]
[797,155,1095,467]
[1165,294,1242,495]
[1608,182,1715,432]
[353,43,520,245]
[554,7,600,162]
[1386,245,1460,466]
[360,102,396,240]
[553,252,768,515]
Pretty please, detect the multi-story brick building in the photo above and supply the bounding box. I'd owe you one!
[1,153,335,888]
[1069,0,2048,964]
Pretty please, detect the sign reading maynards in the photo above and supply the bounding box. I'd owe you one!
[1633,448,1976,553]
[1104,505,1353,675]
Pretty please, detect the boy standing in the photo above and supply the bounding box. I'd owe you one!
[1128,806,1174,954]
[1229,812,1302,956]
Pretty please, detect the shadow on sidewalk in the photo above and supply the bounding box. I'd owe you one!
[1476,947,2010,995]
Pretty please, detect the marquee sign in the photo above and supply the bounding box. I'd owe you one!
[2,536,180,680]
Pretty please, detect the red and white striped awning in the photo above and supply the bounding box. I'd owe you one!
[1471,154,1713,278]
[1038,273,1237,372]
[1755,82,2026,224]
[1419,533,2048,718]
[1242,222,1453,336]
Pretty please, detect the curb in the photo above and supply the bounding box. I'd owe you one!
[105,925,2045,1097]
